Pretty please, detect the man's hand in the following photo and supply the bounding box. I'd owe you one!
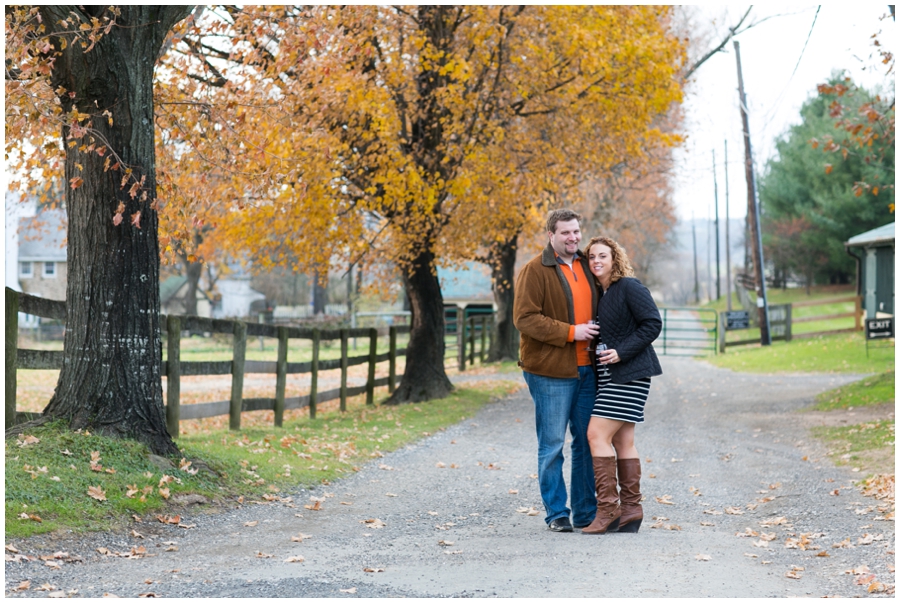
[573,322,600,341]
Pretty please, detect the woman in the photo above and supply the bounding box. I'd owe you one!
[581,236,662,535]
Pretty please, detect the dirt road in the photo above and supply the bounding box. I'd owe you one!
[5,357,894,597]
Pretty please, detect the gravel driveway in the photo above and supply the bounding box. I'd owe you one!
[5,357,894,597]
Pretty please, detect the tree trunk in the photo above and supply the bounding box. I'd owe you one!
[385,247,453,404]
[40,6,194,456]
[488,233,520,362]
[312,269,328,315]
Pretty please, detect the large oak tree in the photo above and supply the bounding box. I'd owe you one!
[6,6,195,454]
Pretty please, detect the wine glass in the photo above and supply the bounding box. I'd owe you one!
[596,343,608,364]
[585,320,597,352]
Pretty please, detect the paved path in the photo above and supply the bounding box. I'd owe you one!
[5,358,894,597]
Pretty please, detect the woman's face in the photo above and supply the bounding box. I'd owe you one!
[588,243,613,283]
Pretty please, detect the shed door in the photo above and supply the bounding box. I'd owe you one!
[875,247,894,315]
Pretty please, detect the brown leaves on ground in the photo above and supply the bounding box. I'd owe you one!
[785,533,824,550]
[363,567,384,573]
[88,486,107,502]
[516,507,540,516]
[17,434,40,447]
[96,546,147,559]
[290,533,313,542]
[284,555,304,563]
[649,517,681,530]
[654,494,674,505]
[859,474,895,509]
[361,518,386,529]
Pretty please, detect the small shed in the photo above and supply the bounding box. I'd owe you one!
[437,262,496,330]
[846,221,894,319]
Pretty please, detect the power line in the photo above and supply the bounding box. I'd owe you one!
[757,6,821,134]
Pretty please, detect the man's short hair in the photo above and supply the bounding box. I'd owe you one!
[546,208,582,234]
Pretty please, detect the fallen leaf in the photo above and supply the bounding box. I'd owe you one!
[435,462,446,468]
[696,554,711,561]
[88,486,107,501]
[291,533,313,542]
[700,521,715,526]
[759,516,788,526]
[131,530,144,539]
[256,551,274,559]
[284,556,305,563]
[304,501,322,511]
[159,488,170,500]
[14,580,30,591]
[744,553,758,558]
[339,588,357,594]
[816,551,830,557]
[385,493,397,497]
[655,495,674,505]
[508,489,519,495]
[438,540,455,546]
[244,521,259,527]
[785,571,802,579]
[363,567,384,573]
[724,506,744,515]
[362,518,386,529]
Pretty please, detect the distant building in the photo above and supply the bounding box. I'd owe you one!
[437,262,495,328]
[846,221,894,319]
[17,209,68,302]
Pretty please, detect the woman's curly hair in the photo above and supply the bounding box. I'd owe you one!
[584,236,635,284]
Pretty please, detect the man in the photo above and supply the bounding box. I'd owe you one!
[513,208,599,532]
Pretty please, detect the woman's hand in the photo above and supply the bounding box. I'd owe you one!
[598,348,620,364]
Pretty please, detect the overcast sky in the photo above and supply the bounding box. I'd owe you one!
[673,4,895,223]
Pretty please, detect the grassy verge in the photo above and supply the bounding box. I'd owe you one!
[811,371,895,411]
[813,420,895,476]
[706,331,895,374]
[5,380,521,539]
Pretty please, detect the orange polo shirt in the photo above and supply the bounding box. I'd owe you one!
[557,254,593,367]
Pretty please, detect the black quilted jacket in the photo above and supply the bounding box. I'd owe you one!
[593,277,663,384]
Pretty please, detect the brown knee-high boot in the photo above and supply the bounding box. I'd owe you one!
[616,458,643,533]
[581,456,621,535]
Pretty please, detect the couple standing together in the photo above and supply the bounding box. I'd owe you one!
[513,208,663,535]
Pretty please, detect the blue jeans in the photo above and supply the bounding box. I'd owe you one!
[523,366,597,526]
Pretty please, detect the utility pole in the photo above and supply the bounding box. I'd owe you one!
[692,211,700,304]
[713,150,721,301]
[724,139,733,311]
[734,40,771,345]
[707,206,713,303]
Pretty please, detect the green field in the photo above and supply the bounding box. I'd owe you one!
[707,331,894,374]
[812,371,895,411]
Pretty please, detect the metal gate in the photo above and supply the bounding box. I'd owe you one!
[655,307,718,356]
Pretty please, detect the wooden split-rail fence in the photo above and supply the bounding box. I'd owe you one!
[5,288,494,436]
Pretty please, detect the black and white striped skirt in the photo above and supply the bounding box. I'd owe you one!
[592,363,650,423]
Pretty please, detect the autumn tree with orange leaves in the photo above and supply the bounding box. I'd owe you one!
[159,6,686,399]
[5,6,196,453]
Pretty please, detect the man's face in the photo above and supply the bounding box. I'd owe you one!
[548,219,582,261]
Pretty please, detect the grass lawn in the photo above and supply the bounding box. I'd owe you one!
[5,380,521,539]
[812,420,895,476]
[812,371,895,411]
[706,331,895,374]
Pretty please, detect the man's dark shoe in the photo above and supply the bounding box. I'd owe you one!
[548,517,574,532]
